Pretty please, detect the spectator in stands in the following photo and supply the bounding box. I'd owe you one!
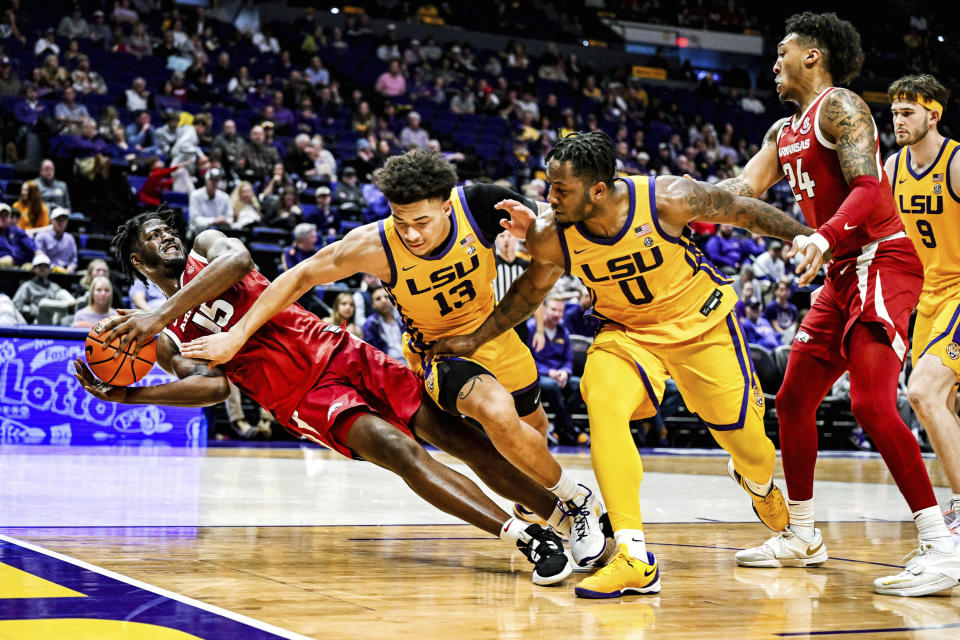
[252,26,280,54]
[311,135,337,183]
[348,138,378,181]
[34,208,76,273]
[325,292,363,339]
[128,274,164,310]
[13,253,75,325]
[527,295,586,445]
[14,86,48,129]
[0,293,25,325]
[259,162,294,201]
[351,272,380,327]
[306,186,337,229]
[305,56,329,87]
[57,6,89,40]
[128,21,152,58]
[155,110,180,156]
[498,141,538,191]
[243,125,281,183]
[376,24,401,61]
[0,203,36,267]
[137,157,175,207]
[450,87,476,115]
[564,288,599,339]
[752,239,786,293]
[741,232,766,260]
[71,276,115,328]
[71,55,107,95]
[35,159,71,211]
[703,223,743,274]
[228,181,261,229]
[734,280,762,318]
[399,111,430,150]
[332,166,366,221]
[362,285,405,362]
[375,58,407,98]
[741,299,780,350]
[211,120,246,173]
[0,56,21,97]
[170,113,210,192]
[269,187,303,231]
[88,9,111,47]
[281,222,317,272]
[108,125,137,162]
[125,77,150,111]
[126,111,157,154]
[284,134,316,179]
[740,88,765,115]
[14,181,49,237]
[188,167,230,235]
[764,279,798,338]
[34,27,59,58]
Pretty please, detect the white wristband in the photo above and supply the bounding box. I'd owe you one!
[808,232,831,255]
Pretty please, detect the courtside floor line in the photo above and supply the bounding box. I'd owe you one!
[0,534,313,640]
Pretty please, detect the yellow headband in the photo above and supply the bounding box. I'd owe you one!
[894,93,944,117]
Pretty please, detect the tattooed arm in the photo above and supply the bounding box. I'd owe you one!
[656,175,813,240]
[810,88,889,250]
[657,176,824,285]
[427,212,566,358]
[715,118,788,197]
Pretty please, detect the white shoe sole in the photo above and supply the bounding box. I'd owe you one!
[873,576,960,597]
[735,550,828,568]
[533,562,573,586]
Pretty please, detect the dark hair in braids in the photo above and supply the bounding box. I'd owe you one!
[544,130,617,186]
[784,12,863,85]
[112,207,178,285]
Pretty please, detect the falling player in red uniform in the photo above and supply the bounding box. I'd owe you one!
[717,12,960,596]
[72,210,574,586]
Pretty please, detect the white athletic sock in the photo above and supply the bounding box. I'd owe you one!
[614,529,647,560]
[743,474,773,497]
[914,506,953,551]
[500,517,526,546]
[788,499,816,540]
[547,471,580,502]
[546,501,571,536]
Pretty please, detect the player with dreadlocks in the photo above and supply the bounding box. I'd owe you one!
[74,209,578,587]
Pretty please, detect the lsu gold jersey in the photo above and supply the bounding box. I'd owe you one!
[893,138,960,316]
[558,175,737,343]
[379,186,497,351]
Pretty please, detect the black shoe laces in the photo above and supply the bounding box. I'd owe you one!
[561,491,593,542]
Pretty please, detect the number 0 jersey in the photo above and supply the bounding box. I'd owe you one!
[776,87,904,258]
[892,137,960,316]
[162,250,348,424]
[379,186,497,350]
[558,175,736,344]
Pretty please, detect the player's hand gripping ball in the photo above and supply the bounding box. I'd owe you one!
[84,316,157,386]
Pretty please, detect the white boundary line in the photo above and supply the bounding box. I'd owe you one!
[0,534,314,640]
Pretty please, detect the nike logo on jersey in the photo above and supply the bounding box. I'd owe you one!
[843,223,856,230]
[402,265,416,271]
[573,248,589,254]
[898,178,909,184]
[327,402,344,420]
[838,264,850,276]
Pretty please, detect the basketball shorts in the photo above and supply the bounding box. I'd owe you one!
[791,236,921,366]
[581,312,764,431]
[913,292,960,377]
[404,329,540,417]
[285,335,423,459]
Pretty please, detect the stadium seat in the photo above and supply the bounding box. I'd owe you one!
[749,344,781,394]
[570,334,593,378]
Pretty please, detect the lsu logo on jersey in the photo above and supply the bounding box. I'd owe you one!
[580,246,664,306]
[404,254,480,296]
[898,194,944,215]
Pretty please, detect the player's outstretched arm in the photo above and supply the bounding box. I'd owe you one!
[181,224,388,366]
[429,214,565,358]
[715,118,787,197]
[101,229,254,357]
[73,334,230,406]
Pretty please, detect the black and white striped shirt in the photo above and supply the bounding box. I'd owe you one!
[494,255,529,302]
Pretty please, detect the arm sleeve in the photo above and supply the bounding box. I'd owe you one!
[815,175,887,249]
[463,183,538,244]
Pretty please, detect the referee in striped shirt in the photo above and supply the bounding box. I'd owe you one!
[494,230,531,344]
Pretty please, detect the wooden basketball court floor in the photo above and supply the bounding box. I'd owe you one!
[0,444,956,639]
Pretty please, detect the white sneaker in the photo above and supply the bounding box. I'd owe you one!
[735,526,828,568]
[561,485,608,567]
[873,541,960,597]
[944,499,960,536]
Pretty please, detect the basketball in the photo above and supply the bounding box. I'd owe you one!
[84,317,157,387]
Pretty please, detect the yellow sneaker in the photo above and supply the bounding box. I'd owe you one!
[513,503,548,527]
[574,544,661,598]
[728,459,788,532]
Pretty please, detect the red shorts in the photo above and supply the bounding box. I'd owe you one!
[791,236,921,366]
[284,335,424,459]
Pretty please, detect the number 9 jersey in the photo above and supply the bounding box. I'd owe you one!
[558,175,736,343]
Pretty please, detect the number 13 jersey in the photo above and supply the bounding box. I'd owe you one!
[379,186,497,351]
[558,175,736,344]
[776,86,903,258]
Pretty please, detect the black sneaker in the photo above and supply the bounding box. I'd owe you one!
[517,524,572,586]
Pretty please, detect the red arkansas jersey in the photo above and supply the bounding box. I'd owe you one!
[161,250,349,424]
[776,87,904,258]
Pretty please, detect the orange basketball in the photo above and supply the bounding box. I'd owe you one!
[84,316,158,386]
